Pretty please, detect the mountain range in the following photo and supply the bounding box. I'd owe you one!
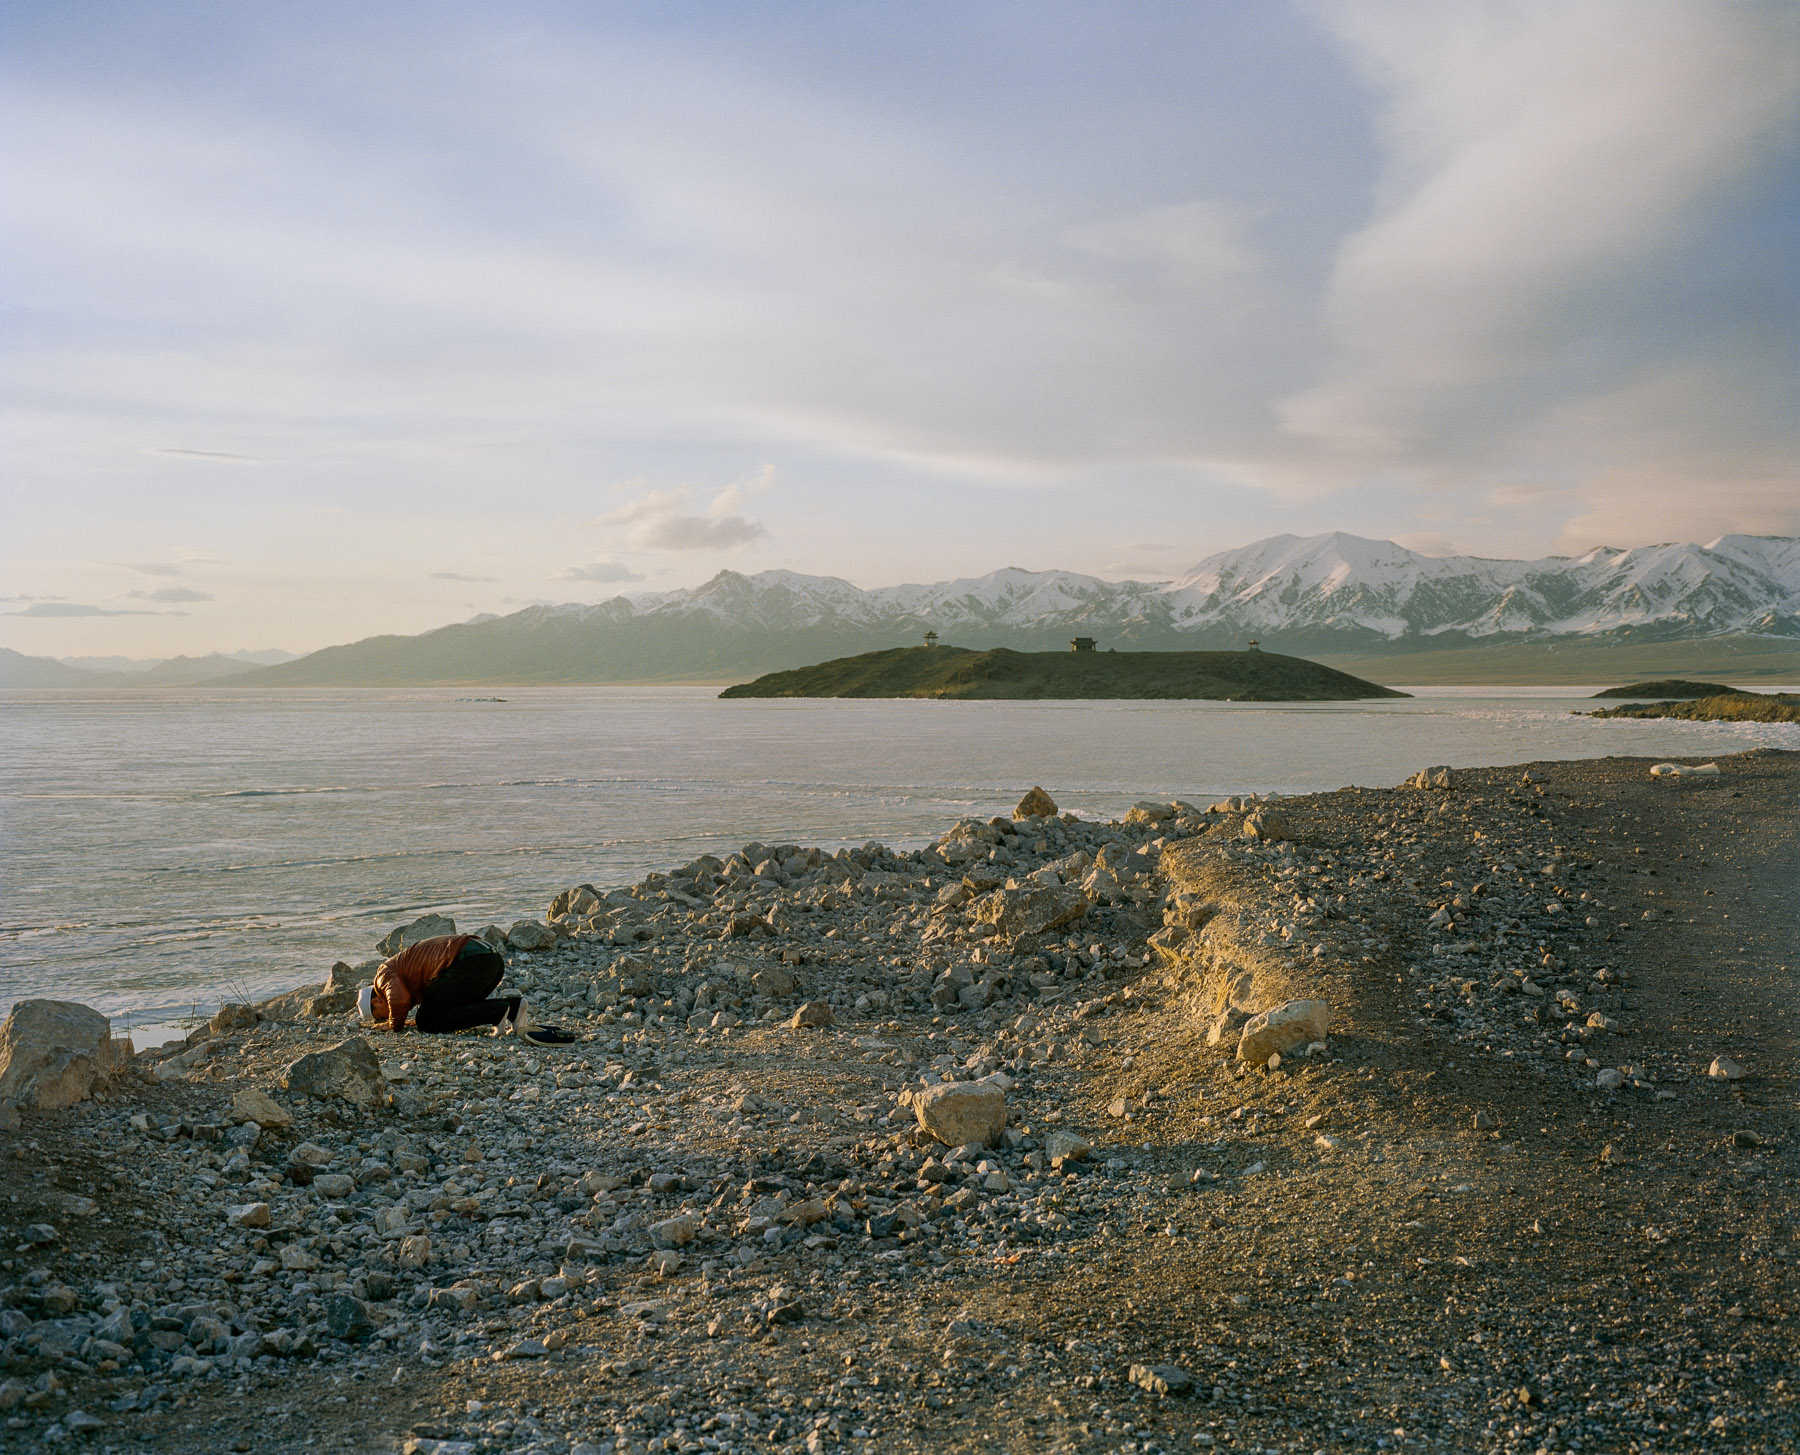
[0,648,298,689]
[4,532,1795,688]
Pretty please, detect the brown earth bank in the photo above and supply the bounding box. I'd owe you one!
[1,752,1794,1455]
[1587,695,1800,724]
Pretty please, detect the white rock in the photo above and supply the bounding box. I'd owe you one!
[1081,865,1126,906]
[1707,1056,1746,1081]
[914,1080,1007,1148]
[1044,1129,1091,1163]
[0,1001,131,1112]
[377,914,456,955]
[507,921,557,952]
[280,1037,387,1108]
[1236,999,1330,1064]
[1241,809,1292,843]
[1128,1363,1193,1395]
[972,884,1089,941]
[650,1215,697,1248]
[230,1087,294,1129]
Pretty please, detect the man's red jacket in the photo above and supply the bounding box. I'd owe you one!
[371,934,476,1031]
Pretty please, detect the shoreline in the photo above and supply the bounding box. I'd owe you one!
[1,750,1795,1452]
[10,685,1800,1031]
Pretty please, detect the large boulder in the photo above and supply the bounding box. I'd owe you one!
[789,1000,835,1029]
[549,885,600,918]
[1241,808,1292,843]
[507,920,557,952]
[209,1003,259,1034]
[254,984,316,1022]
[914,1079,1007,1148]
[972,884,1088,942]
[279,1037,387,1108]
[306,961,369,1017]
[751,965,797,999]
[376,914,456,956]
[0,1001,132,1112]
[230,1087,294,1129]
[1405,766,1455,791]
[1236,999,1331,1064]
[1013,787,1059,820]
[1081,865,1126,906]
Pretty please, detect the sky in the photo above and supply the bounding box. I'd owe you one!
[2,0,1796,658]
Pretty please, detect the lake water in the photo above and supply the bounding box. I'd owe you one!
[3,685,1796,1029]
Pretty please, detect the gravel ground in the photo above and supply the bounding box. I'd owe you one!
[1,749,1793,1454]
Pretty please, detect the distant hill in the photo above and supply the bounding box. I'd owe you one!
[131,653,263,685]
[718,646,1407,701]
[0,647,276,688]
[1591,679,1745,699]
[0,647,103,688]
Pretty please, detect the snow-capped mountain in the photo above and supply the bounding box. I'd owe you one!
[544,532,1799,643]
[530,567,1176,635]
[241,532,1797,685]
[1161,532,1800,641]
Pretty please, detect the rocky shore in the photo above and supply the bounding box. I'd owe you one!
[0,752,1794,1454]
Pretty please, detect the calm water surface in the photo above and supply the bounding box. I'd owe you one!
[3,686,1795,1024]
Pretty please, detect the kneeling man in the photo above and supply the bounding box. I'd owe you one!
[360,934,570,1044]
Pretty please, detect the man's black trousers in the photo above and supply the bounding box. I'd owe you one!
[415,943,519,1033]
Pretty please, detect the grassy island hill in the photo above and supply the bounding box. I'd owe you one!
[1591,679,1745,699]
[719,645,1407,700]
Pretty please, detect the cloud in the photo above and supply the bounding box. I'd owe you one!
[150,447,259,463]
[126,585,212,603]
[119,561,183,577]
[0,4,1789,581]
[556,561,645,583]
[6,602,164,617]
[1282,0,1798,461]
[430,571,494,582]
[593,467,774,552]
[1066,200,1261,292]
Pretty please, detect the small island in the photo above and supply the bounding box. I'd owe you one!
[720,644,1407,701]
[1588,689,1800,723]
[1590,679,1744,699]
